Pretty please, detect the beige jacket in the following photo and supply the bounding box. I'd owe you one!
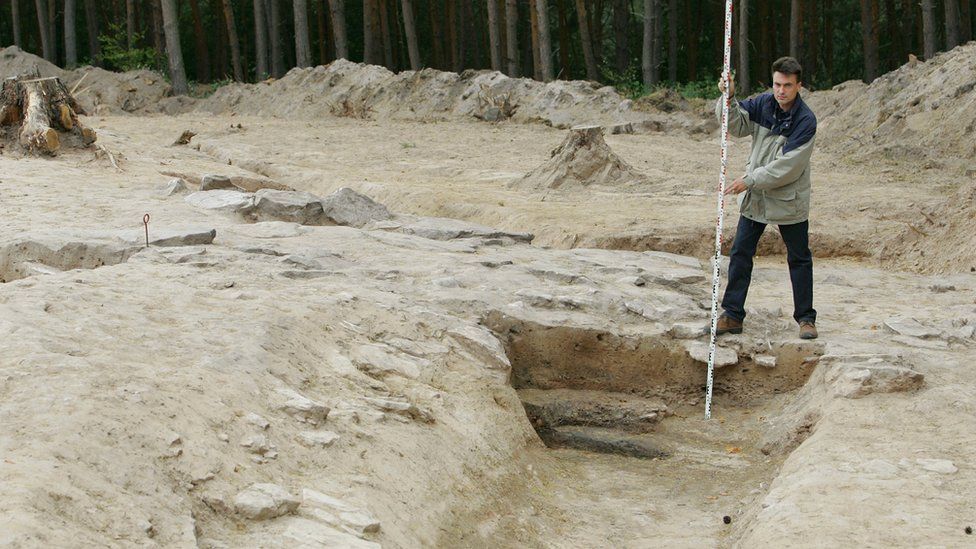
[715,92,817,225]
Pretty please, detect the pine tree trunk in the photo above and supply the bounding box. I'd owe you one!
[827,0,837,79]
[530,0,541,79]
[447,0,460,71]
[790,0,801,60]
[34,0,53,62]
[253,0,268,77]
[12,0,23,48]
[401,0,421,69]
[807,0,817,79]
[125,0,135,48]
[535,0,554,80]
[521,0,533,76]
[575,0,600,80]
[269,0,285,76]
[557,0,571,76]
[215,0,228,77]
[316,0,326,64]
[47,0,57,65]
[159,0,188,94]
[393,0,405,68]
[612,0,629,74]
[760,0,771,83]
[921,0,935,59]
[739,0,750,94]
[374,0,387,66]
[860,0,879,82]
[505,0,519,75]
[591,0,605,60]
[652,0,662,82]
[668,0,677,81]
[151,0,165,63]
[379,0,393,68]
[642,0,653,86]
[685,0,700,80]
[63,0,77,67]
[465,0,478,68]
[221,0,244,80]
[428,3,444,68]
[944,0,961,49]
[328,0,348,60]
[487,0,503,70]
[189,0,211,82]
[294,0,312,67]
[900,0,915,58]
[83,0,100,65]
[961,0,972,42]
[318,0,330,63]
[363,0,378,65]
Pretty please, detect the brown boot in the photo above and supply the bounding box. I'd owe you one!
[714,315,743,335]
[799,321,818,339]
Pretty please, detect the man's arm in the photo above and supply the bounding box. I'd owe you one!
[714,96,755,138]
[743,136,816,191]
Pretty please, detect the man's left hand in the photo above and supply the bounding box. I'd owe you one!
[724,177,747,195]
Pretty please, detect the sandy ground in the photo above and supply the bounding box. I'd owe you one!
[86,113,965,259]
[1,110,975,548]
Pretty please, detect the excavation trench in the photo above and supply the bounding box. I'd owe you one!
[0,238,132,283]
[471,312,827,545]
[0,230,216,283]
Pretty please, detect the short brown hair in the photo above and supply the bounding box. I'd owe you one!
[772,57,803,83]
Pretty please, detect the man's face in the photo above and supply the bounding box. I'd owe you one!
[771,72,801,109]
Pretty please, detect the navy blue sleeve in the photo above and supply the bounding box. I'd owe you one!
[737,93,767,124]
[783,114,817,154]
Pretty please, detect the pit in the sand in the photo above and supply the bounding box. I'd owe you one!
[486,311,825,459]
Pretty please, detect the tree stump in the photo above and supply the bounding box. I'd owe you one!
[0,75,96,155]
[513,125,646,190]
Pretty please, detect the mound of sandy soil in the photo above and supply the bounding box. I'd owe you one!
[514,125,647,190]
[806,42,976,162]
[879,181,976,274]
[0,45,63,78]
[0,47,710,133]
[196,59,638,128]
[633,88,692,114]
[70,66,174,115]
[0,46,173,115]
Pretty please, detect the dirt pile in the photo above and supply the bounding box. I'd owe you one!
[0,48,707,133]
[0,46,173,115]
[514,125,647,190]
[880,181,976,273]
[807,42,976,162]
[0,46,63,78]
[195,59,639,128]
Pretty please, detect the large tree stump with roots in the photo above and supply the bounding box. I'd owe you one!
[513,125,646,190]
[0,75,97,155]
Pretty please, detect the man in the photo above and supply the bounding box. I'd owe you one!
[714,56,818,340]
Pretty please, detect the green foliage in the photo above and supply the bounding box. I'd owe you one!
[98,23,161,72]
[669,78,722,100]
[600,66,648,100]
[602,64,723,102]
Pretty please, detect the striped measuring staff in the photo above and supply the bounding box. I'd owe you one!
[705,0,735,420]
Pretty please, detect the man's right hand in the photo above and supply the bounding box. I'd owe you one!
[718,76,735,97]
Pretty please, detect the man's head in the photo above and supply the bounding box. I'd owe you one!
[771,57,803,110]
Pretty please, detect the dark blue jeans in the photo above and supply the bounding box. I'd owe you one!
[722,216,816,324]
